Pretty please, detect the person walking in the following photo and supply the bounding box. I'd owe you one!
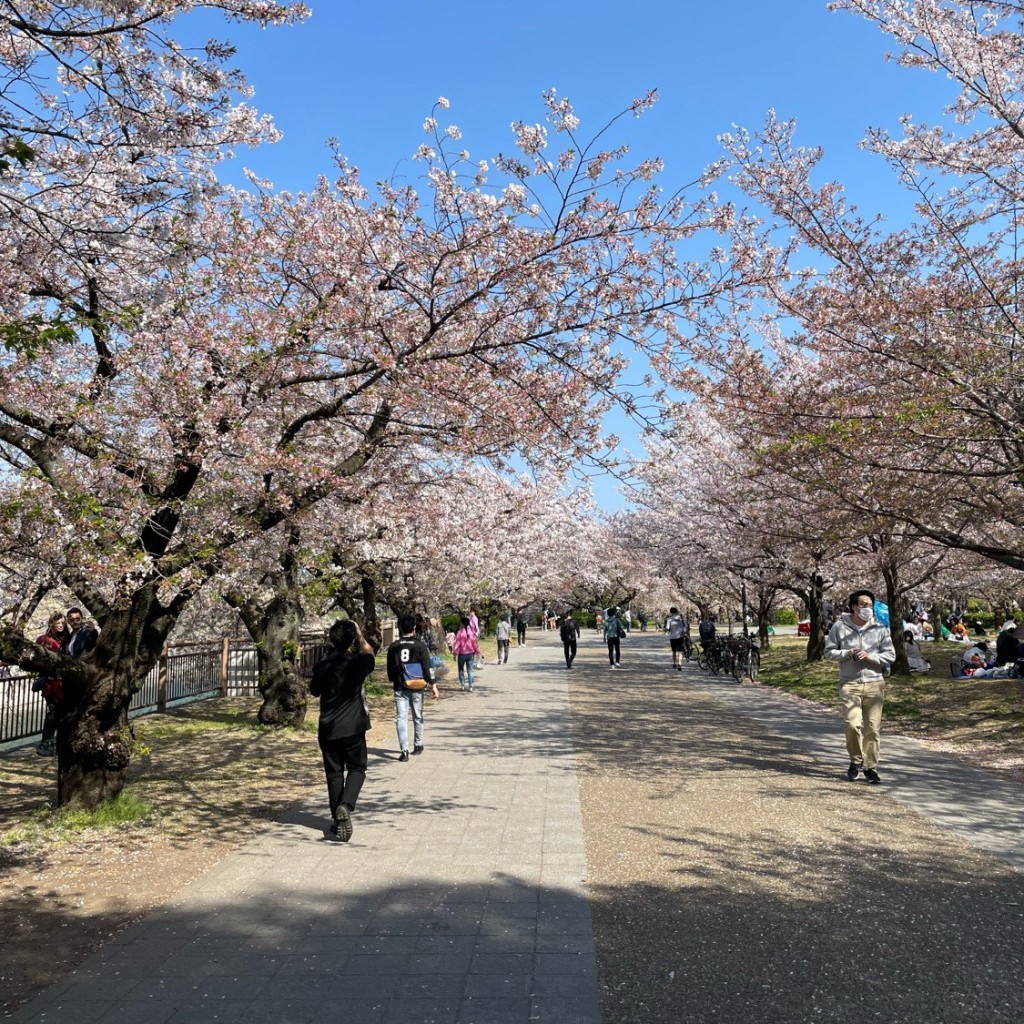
[665,606,687,671]
[560,612,581,668]
[468,607,480,639]
[825,589,896,784]
[603,607,625,668]
[495,616,511,664]
[451,615,481,691]
[516,611,528,646]
[309,619,376,842]
[386,613,438,761]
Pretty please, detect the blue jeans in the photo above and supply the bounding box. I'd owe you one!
[394,689,424,752]
[457,654,475,689]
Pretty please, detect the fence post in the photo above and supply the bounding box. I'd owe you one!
[220,638,230,697]
[157,646,168,712]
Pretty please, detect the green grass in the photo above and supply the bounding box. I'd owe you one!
[759,636,1024,744]
[1,791,156,848]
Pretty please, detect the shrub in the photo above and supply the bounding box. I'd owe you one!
[772,607,799,626]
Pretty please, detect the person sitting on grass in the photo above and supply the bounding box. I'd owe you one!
[961,641,990,673]
[904,631,930,673]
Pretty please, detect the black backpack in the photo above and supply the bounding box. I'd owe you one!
[560,620,576,642]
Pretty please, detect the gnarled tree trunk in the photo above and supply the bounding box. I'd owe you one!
[253,594,306,728]
[0,580,179,810]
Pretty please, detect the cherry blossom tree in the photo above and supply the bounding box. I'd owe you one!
[1,84,753,807]
[672,1,1024,589]
[0,2,309,352]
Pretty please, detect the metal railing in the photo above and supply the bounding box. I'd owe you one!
[0,635,331,750]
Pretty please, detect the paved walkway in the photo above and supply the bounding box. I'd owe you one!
[7,629,1024,1024]
[6,639,600,1024]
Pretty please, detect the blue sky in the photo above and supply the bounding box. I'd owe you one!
[186,1,954,509]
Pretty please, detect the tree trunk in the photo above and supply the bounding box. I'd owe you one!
[57,685,133,809]
[251,593,307,728]
[53,583,171,809]
[226,528,309,728]
[756,586,774,647]
[882,566,909,675]
[360,574,381,652]
[806,572,826,661]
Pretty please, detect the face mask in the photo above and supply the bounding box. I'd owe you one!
[855,606,873,622]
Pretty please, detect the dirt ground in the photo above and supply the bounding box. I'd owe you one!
[567,648,1024,1024]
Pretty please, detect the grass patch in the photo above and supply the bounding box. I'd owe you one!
[759,636,1024,746]
[1,791,156,848]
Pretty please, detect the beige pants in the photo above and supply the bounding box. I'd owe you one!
[839,679,886,770]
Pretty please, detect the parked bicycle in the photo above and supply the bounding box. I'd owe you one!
[728,633,762,681]
[697,637,728,675]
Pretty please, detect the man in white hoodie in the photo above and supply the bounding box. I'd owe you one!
[824,590,896,784]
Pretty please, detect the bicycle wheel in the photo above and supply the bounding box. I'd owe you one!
[697,651,710,672]
[749,648,760,682]
[683,636,693,661]
[732,649,745,682]
[708,649,720,675]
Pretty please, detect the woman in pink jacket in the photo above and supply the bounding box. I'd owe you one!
[452,616,481,691]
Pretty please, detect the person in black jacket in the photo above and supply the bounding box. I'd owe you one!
[560,612,581,668]
[386,613,438,760]
[309,619,376,842]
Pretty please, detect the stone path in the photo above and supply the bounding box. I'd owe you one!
[5,639,599,1024]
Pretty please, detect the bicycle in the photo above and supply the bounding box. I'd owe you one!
[696,641,717,674]
[728,634,762,681]
[698,638,728,675]
[718,639,736,677]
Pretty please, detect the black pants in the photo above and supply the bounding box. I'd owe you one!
[320,732,367,816]
[607,637,620,665]
[517,624,527,645]
[497,639,509,663]
[41,699,57,744]
[563,639,577,667]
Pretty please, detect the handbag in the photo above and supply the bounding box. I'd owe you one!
[403,665,427,691]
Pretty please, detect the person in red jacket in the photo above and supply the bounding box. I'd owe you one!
[34,611,68,756]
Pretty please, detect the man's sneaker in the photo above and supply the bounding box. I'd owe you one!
[399,750,410,762]
[846,763,861,781]
[412,745,424,755]
[35,741,56,757]
[863,768,881,785]
[334,805,353,842]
